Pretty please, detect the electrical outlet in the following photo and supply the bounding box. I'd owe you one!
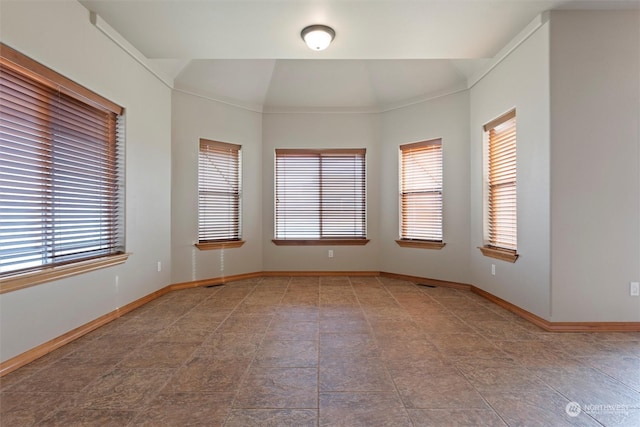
[491,264,496,276]
[157,261,162,272]
[328,250,334,258]
[630,282,639,297]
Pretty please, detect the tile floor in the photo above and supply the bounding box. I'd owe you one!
[1,275,639,426]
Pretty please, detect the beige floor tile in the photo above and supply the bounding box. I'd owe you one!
[234,367,318,408]
[151,320,216,343]
[320,295,360,307]
[254,340,318,367]
[320,333,380,358]
[530,366,640,408]
[369,319,425,339]
[582,355,640,392]
[320,308,365,319]
[37,409,136,426]
[376,338,443,365]
[273,306,320,321]
[319,392,413,427]
[64,334,149,360]
[363,306,416,320]
[74,368,174,410]
[482,386,602,426]
[195,297,245,309]
[119,341,200,368]
[493,340,586,368]
[279,294,320,307]
[4,275,639,426]
[319,357,395,392]
[162,357,252,393]
[453,308,510,322]
[133,392,234,426]
[428,333,507,359]
[587,408,640,427]
[216,314,273,334]
[116,315,177,334]
[415,316,476,335]
[10,358,118,393]
[179,307,234,323]
[455,358,547,391]
[470,319,541,341]
[289,276,320,286]
[197,332,264,358]
[266,320,319,340]
[320,276,352,286]
[0,392,73,426]
[319,317,370,334]
[389,364,488,409]
[224,409,318,427]
[407,408,508,426]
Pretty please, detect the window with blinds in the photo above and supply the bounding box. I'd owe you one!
[198,139,241,244]
[0,43,125,278]
[399,139,443,244]
[483,110,518,259]
[274,149,367,242]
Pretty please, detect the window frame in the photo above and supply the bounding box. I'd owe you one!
[0,43,128,293]
[479,109,519,263]
[272,148,369,246]
[195,138,244,251]
[396,138,445,250]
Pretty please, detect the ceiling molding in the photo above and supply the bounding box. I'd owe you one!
[377,84,470,114]
[467,12,548,89]
[262,105,382,115]
[89,12,174,89]
[88,6,550,115]
[174,88,264,114]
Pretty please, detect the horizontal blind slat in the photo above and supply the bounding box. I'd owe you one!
[197,139,241,242]
[400,139,443,241]
[1,48,124,277]
[275,149,366,239]
[486,112,517,251]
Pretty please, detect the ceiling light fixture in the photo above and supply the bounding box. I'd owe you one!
[301,25,335,51]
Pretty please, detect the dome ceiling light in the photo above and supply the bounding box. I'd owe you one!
[301,25,335,51]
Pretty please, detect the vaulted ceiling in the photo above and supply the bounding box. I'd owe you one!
[79,0,639,112]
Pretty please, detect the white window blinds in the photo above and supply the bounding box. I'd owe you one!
[399,139,443,242]
[485,110,517,252]
[198,139,241,242]
[275,149,366,240]
[0,44,124,277]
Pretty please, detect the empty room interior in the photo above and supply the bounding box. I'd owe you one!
[1,0,640,425]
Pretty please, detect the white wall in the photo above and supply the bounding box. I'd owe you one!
[379,92,471,284]
[549,10,640,322]
[262,113,381,271]
[2,5,637,366]
[171,91,263,282]
[0,0,172,362]
[469,21,552,319]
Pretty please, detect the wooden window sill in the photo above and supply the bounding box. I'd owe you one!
[0,253,131,295]
[395,240,445,249]
[195,240,245,250]
[478,246,519,263]
[272,239,370,246]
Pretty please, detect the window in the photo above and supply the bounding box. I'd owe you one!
[274,149,368,245]
[196,139,243,249]
[480,109,518,262]
[0,43,126,286]
[397,139,444,249]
